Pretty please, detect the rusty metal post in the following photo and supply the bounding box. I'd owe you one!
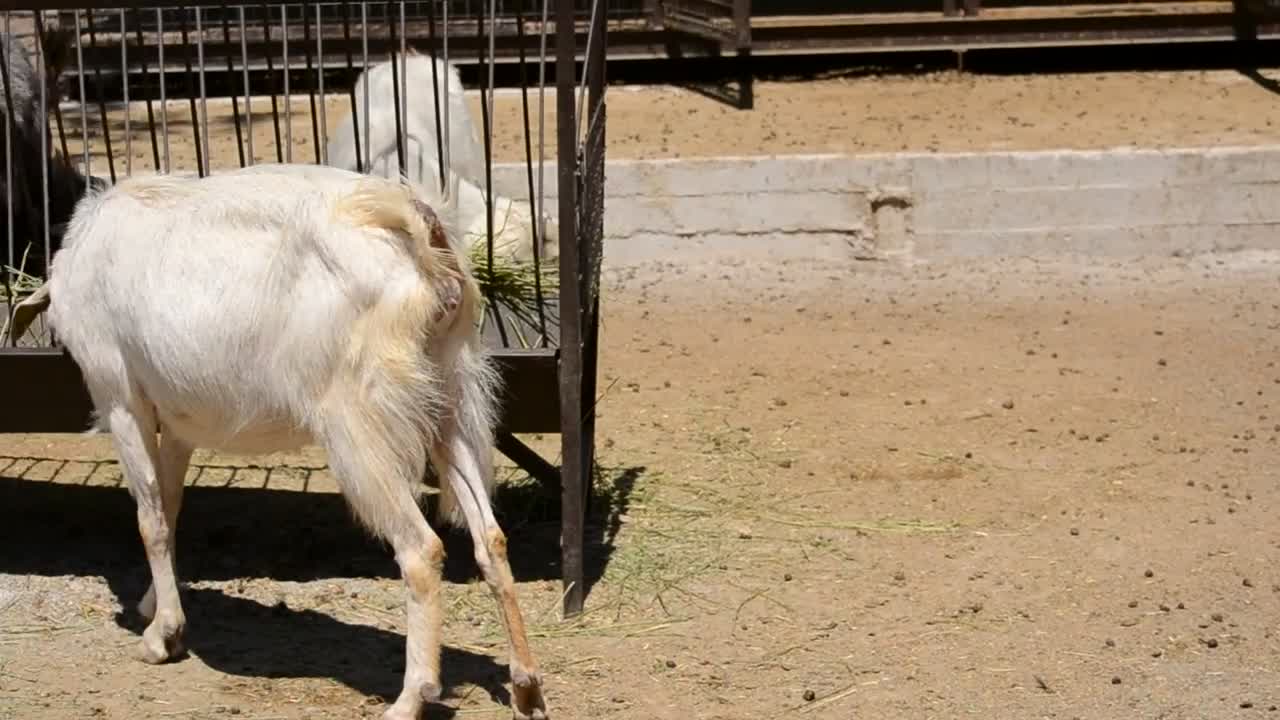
[734,0,751,109]
[646,0,663,28]
[557,0,585,619]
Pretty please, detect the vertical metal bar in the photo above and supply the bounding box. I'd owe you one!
[387,0,404,175]
[576,0,600,143]
[196,7,211,175]
[340,1,360,171]
[132,8,161,172]
[282,3,292,163]
[36,12,49,260]
[157,9,171,173]
[441,0,449,180]
[361,2,369,170]
[302,1,320,164]
[2,14,11,339]
[221,2,246,168]
[121,9,132,177]
[240,6,254,165]
[536,0,548,290]
[85,10,116,183]
[424,0,444,190]
[582,0,607,524]
[260,3,283,163]
[358,0,368,167]
[485,0,495,137]
[36,13,71,171]
[178,8,205,176]
[4,12,13,295]
[477,0,508,346]
[734,0,751,47]
[2,11,15,328]
[515,0,547,345]
[73,11,89,179]
[316,2,326,165]
[398,0,406,176]
[557,0,585,619]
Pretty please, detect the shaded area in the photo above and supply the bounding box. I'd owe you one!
[661,35,754,110]
[1237,66,1280,95]
[0,463,641,590]
[0,461,640,712]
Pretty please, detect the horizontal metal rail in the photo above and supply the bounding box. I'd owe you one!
[12,1,1275,103]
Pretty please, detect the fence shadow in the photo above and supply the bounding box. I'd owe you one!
[0,462,642,588]
[1238,66,1280,96]
[662,37,754,111]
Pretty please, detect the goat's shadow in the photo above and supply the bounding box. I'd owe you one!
[111,586,513,717]
[0,458,642,713]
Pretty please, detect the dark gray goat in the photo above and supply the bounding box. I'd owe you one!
[0,24,103,282]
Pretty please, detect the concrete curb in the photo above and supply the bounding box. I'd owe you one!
[490,145,1280,262]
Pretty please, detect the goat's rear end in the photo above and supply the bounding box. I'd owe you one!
[46,164,547,720]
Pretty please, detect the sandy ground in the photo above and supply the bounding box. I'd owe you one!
[5,247,1280,719]
[5,71,1280,719]
[50,66,1280,178]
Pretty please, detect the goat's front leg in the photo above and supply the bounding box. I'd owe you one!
[110,404,187,664]
[439,432,547,720]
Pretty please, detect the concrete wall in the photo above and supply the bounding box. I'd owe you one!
[491,145,1280,262]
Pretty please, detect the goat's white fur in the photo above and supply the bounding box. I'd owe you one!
[47,164,548,720]
[328,52,484,184]
[326,52,559,266]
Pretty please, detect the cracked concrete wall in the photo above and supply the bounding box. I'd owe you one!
[491,146,1280,262]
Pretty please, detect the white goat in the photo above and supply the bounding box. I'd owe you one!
[329,50,483,184]
[327,52,558,265]
[47,163,548,720]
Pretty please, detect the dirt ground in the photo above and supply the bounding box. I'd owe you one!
[52,65,1280,176]
[4,71,1280,719]
[5,247,1280,719]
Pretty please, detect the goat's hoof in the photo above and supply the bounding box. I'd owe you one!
[511,674,547,720]
[137,632,184,665]
[381,697,422,720]
[137,618,185,664]
[419,681,442,703]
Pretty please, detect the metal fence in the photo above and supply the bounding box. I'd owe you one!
[0,0,606,616]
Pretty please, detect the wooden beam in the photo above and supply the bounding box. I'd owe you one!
[0,347,561,434]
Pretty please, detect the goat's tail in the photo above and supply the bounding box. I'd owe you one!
[333,176,482,322]
[330,176,500,529]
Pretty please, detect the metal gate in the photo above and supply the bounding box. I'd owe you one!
[0,0,606,617]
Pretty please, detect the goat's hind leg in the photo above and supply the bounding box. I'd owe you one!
[435,422,547,720]
[109,402,188,664]
[320,403,447,720]
[137,428,194,623]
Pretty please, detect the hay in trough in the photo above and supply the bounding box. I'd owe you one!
[466,241,560,348]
